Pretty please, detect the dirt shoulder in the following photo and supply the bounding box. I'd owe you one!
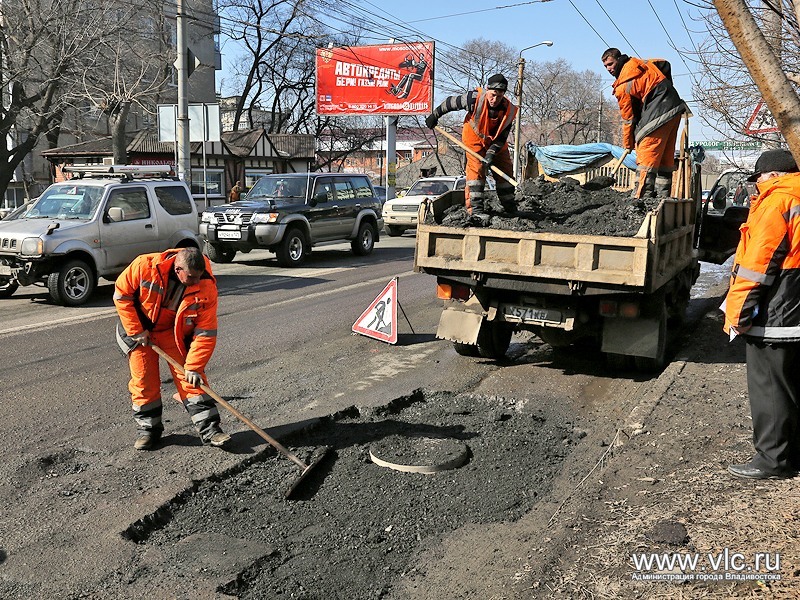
[397,289,800,599]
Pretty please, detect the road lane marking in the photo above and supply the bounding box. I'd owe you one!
[0,270,418,338]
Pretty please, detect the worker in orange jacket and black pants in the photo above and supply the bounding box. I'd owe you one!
[425,73,517,226]
[114,247,231,450]
[602,48,687,199]
[723,149,800,480]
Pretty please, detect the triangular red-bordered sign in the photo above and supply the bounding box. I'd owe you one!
[352,278,398,344]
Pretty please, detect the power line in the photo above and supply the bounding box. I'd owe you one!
[591,0,639,55]
[406,0,554,25]
[567,0,612,48]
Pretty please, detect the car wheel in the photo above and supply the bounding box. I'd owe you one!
[204,241,236,264]
[47,259,95,306]
[0,278,18,299]
[351,221,377,256]
[276,227,308,267]
[476,321,513,360]
[385,225,404,237]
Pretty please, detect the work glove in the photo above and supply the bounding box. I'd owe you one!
[131,331,150,346]
[184,369,203,388]
[483,149,496,168]
[425,113,438,129]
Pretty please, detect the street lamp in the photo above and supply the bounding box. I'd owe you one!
[513,40,553,180]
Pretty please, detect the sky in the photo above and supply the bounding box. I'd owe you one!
[217,0,726,144]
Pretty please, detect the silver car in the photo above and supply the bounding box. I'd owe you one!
[0,166,200,305]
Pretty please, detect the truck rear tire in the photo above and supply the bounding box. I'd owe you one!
[453,342,480,357]
[276,227,308,267]
[204,241,236,264]
[477,322,513,360]
[0,279,18,298]
[48,259,95,306]
[351,221,377,256]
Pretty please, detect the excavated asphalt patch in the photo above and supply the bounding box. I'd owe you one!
[119,390,575,599]
[431,176,661,236]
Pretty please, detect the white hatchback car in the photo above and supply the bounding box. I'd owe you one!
[382,176,466,236]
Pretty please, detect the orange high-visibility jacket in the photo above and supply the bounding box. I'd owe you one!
[114,249,218,372]
[461,87,518,155]
[724,172,800,342]
[612,57,685,150]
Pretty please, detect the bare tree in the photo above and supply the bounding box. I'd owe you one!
[435,38,517,97]
[692,0,800,153]
[0,1,111,191]
[74,2,173,163]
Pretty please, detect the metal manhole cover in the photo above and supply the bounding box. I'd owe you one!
[369,435,469,474]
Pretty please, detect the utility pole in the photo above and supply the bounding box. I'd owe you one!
[713,0,800,161]
[512,40,553,180]
[176,0,191,183]
[596,92,603,143]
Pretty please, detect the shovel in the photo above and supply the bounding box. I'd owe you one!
[610,149,631,181]
[152,345,331,499]
[434,126,519,187]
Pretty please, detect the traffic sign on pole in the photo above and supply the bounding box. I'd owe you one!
[744,101,780,135]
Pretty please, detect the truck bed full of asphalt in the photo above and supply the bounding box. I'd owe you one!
[431,176,661,236]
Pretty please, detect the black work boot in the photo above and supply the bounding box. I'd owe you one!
[468,194,490,226]
[134,428,162,451]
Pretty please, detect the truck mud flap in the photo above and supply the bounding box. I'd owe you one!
[437,306,484,345]
[602,316,662,358]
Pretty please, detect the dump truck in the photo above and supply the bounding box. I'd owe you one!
[413,144,744,372]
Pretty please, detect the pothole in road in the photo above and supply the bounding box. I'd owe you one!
[119,390,574,599]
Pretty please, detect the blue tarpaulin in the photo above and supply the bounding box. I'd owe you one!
[525,142,637,176]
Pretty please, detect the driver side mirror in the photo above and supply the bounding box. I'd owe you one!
[106,206,125,222]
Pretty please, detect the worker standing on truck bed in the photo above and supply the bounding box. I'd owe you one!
[601,48,687,199]
[114,247,231,451]
[425,73,517,225]
[723,148,800,480]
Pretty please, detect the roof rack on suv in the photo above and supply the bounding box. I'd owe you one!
[62,164,177,182]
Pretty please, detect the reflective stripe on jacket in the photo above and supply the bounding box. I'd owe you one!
[724,172,800,342]
[612,57,685,149]
[114,249,218,371]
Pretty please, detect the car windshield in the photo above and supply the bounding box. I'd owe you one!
[245,176,308,206]
[22,184,104,220]
[406,180,453,196]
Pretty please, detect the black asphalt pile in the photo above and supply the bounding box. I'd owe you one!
[434,175,660,236]
[122,390,575,599]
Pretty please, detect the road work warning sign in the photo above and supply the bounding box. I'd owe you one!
[352,278,398,344]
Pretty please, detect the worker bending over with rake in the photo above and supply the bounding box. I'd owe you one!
[601,48,687,199]
[114,247,231,450]
[425,73,517,225]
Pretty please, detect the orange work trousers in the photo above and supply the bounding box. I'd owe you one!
[634,114,681,173]
[465,146,513,211]
[128,329,207,409]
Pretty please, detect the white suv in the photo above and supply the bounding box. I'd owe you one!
[0,165,200,305]
[383,176,465,236]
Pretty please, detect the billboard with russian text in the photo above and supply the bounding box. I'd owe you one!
[316,42,434,116]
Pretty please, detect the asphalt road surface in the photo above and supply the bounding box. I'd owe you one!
[0,235,732,598]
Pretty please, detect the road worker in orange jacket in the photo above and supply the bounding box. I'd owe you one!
[114,247,231,450]
[723,148,800,480]
[601,48,687,199]
[425,73,517,226]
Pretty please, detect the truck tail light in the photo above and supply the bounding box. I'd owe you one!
[437,282,470,300]
[599,300,640,318]
[619,302,640,318]
[599,300,617,317]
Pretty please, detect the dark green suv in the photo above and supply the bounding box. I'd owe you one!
[199,173,383,266]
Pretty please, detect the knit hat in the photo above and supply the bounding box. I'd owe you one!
[747,149,799,182]
[486,74,508,91]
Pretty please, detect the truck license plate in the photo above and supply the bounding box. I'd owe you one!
[0,264,11,276]
[217,229,241,240]
[502,305,561,324]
